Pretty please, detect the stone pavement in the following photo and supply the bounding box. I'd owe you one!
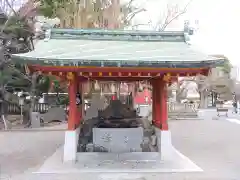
[36,148,202,174]
[170,118,240,179]
[0,131,64,179]
[2,117,240,179]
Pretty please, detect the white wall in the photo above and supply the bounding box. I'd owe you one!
[231,66,240,81]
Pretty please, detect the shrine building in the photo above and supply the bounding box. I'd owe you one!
[12,28,225,162]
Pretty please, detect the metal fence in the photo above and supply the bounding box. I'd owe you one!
[167,102,199,113]
[7,101,199,115]
[7,103,67,114]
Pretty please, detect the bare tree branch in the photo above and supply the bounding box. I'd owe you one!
[121,0,147,28]
[127,0,135,10]
[18,1,39,19]
[156,0,193,31]
[0,0,19,34]
[130,23,151,29]
[124,8,146,26]
[4,0,18,16]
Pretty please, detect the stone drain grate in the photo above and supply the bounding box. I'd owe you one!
[99,173,146,180]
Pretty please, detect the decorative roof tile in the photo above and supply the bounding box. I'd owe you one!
[12,28,225,68]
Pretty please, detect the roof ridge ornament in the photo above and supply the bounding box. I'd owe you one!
[184,32,191,44]
[44,29,51,41]
[50,28,186,42]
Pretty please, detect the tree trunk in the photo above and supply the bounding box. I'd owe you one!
[0,86,9,129]
[199,91,208,108]
[23,73,37,127]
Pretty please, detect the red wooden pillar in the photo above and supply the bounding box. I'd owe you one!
[67,72,78,130]
[159,79,168,130]
[78,82,83,124]
[151,80,156,124]
[154,79,161,126]
[155,78,168,130]
[112,94,116,100]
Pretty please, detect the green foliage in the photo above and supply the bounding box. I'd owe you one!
[211,55,232,75]
[0,64,30,92]
[0,15,33,39]
[221,60,232,74]
[53,79,60,92]
[38,1,55,18]
[36,75,51,95]
[0,12,34,120]
[59,95,69,105]
[38,0,67,18]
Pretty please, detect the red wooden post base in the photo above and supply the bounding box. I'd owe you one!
[68,74,78,130]
[77,82,83,125]
[151,80,156,125]
[152,78,168,130]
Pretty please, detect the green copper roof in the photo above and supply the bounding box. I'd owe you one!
[12,28,224,68]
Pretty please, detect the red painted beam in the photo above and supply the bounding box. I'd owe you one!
[37,70,205,78]
[30,65,207,74]
[40,72,207,82]
[81,77,153,81]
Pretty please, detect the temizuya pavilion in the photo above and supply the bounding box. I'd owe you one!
[12,28,224,162]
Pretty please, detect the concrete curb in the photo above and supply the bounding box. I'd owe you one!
[0,128,66,132]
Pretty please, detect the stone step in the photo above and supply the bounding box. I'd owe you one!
[168,113,198,117]
[6,115,21,122]
[169,117,203,120]
[168,114,198,117]
[169,112,198,114]
[169,115,198,118]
